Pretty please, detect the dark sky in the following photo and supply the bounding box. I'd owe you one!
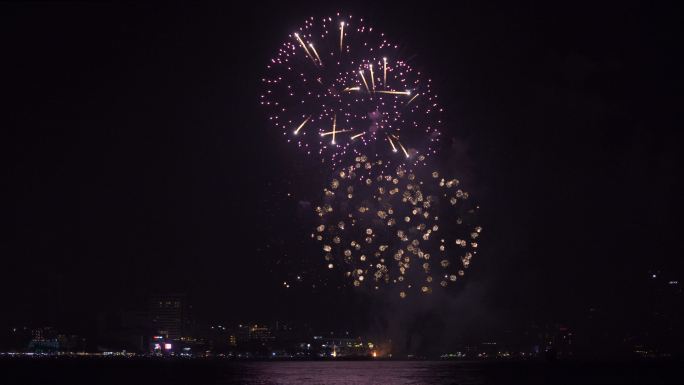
[4,1,683,339]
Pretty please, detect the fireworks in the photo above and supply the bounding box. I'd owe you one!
[261,14,442,167]
[312,155,481,298]
[261,14,481,298]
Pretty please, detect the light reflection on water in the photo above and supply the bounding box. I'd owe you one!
[3,358,682,384]
[230,361,482,385]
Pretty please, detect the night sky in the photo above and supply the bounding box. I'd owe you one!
[4,2,683,342]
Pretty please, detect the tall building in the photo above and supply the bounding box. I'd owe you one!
[150,294,188,341]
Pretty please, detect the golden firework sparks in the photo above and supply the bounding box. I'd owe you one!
[313,153,482,295]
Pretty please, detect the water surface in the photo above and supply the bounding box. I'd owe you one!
[2,358,682,384]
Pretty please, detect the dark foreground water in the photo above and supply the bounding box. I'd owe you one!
[1,358,683,384]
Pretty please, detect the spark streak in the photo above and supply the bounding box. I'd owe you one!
[331,114,337,144]
[387,135,398,152]
[359,70,371,94]
[397,141,410,158]
[320,129,351,137]
[340,22,345,53]
[351,132,366,140]
[343,86,361,92]
[309,43,323,65]
[376,90,411,96]
[293,116,311,135]
[294,33,317,65]
[406,93,420,106]
[383,57,387,87]
[369,64,376,92]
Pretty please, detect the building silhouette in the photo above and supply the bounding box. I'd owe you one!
[150,294,188,341]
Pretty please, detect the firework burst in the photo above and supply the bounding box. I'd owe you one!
[313,155,481,298]
[261,14,443,167]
